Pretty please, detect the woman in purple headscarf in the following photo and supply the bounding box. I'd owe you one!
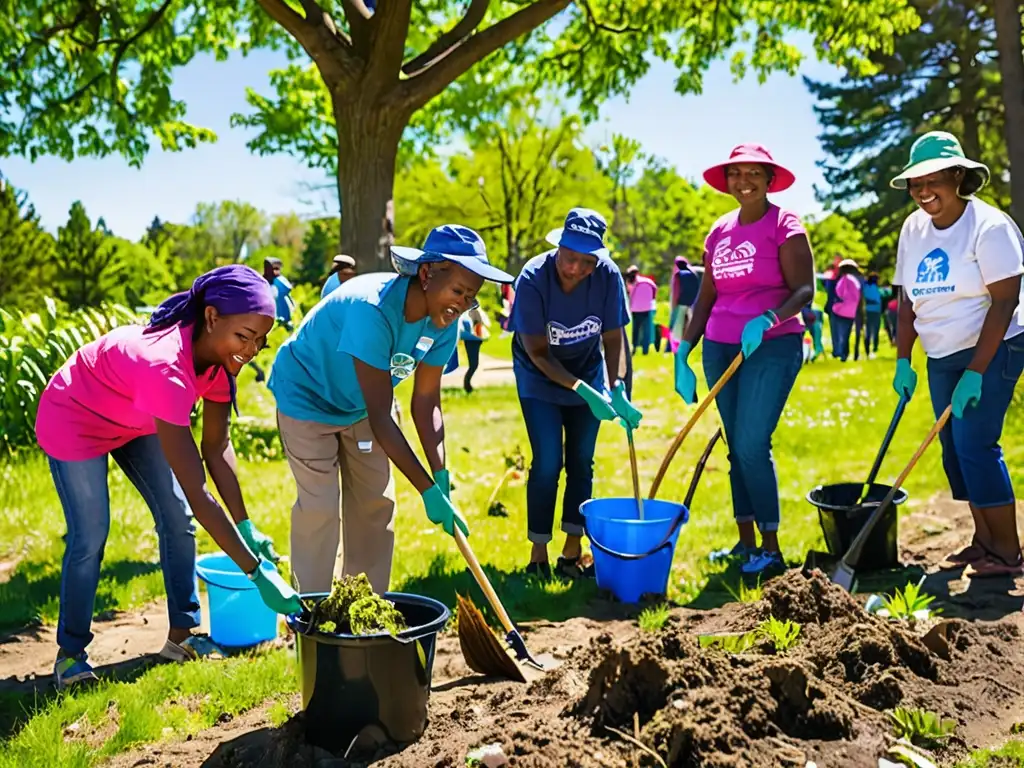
[35,265,301,690]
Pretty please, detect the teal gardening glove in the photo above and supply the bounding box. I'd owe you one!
[248,561,303,615]
[674,341,697,404]
[237,519,280,563]
[893,358,917,401]
[433,468,451,499]
[610,380,643,430]
[740,311,778,359]
[422,484,470,538]
[574,380,619,422]
[951,370,982,418]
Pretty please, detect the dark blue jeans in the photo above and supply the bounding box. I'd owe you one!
[832,315,854,361]
[703,334,803,532]
[926,334,1024,507]
[631,311,653,355]
[48,435,200,656]
[519,397,601,543]
[865,311,882,354]
[463,340,482,391]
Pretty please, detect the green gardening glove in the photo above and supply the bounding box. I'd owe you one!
[574,380,618,422]
[951,370,982,419]
[248,561,303,615]
[422,484,470,538]
[237,519,280,563]
[740,311,778,359]
[610,380,643,430]
[433,468,451,499]
[674,341,697,404]
[893,358,917,401]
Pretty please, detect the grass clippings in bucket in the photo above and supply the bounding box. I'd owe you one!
[310,574,408,636]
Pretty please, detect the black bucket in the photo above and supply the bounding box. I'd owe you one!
[806,483,909,571]
[284,591,450,756]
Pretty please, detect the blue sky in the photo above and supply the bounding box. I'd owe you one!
[1,36,842,241]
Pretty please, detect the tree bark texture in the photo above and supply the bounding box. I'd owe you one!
[993,0,1024,223]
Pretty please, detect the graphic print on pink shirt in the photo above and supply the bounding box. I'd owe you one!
[703,204,807,345]
[35,323,231,462]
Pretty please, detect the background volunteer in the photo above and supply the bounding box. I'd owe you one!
[891,130,1024,578]
[268,225,513,595]
[321,253,357,299]
[675,144,815,577]
[509,207,640,580]
[35,265,299,689]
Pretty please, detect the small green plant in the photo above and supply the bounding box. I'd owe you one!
[698,631,758,653]
[725,577,763,603]
[880,578,940,624]
[756,616,801,652]
[637,603,671,633]
[309,574,408,636]
[887,706,956,748]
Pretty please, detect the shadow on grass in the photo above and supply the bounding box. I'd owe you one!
[0,653,159,740]
[395,555,640,629]
[0,558,162,632]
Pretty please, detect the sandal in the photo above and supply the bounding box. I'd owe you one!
[524,561,552,580]
[964,549,1024,579]
[937,540,987,570]
[555,554,596,580]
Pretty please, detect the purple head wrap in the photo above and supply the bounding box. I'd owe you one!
[147,265,276,415]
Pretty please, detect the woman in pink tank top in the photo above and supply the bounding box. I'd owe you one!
[673,144,816,578]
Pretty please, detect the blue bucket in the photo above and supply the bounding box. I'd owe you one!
[196,552,278,648]
[581,498,688,604]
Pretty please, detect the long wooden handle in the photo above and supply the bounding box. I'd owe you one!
[627,427,644,520]
[649,352,743,499]
[454,527,516,635]
[843,405,952,568]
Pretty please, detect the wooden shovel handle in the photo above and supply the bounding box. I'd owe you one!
[843,404,952,568]
[454,527,516,635]
[649,352,743,499]
[627,426,644,519]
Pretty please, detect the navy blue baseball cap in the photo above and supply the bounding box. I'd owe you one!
[545,207,609,258]
[391,224,514,283]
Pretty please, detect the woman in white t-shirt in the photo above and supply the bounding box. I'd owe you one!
[891,131,1024,578]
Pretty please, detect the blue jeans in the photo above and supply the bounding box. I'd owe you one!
[703,334,803,532]
[926,334,1024,508]
[631,311,653,355]
[832,315,854,361]
[865,311,882,353]
[519,397,601,543]
[49,435,200,656]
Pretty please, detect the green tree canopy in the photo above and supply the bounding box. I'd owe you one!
[805,212,874,274]
[55,201,123,309]
[2,0,920,272]
[0,178,55,309]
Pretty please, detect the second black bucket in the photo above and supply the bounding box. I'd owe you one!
[284,592,450,756]
[806,482,909,571]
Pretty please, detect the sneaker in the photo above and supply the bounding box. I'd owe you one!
[159,634,227,662]
[54,652,99,690]
[708,541,752,563]
[740,549,786,577]
[524,561,552,580]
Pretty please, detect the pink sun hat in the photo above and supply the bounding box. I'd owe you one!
[702,143,796,194]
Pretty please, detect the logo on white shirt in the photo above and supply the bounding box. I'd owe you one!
[547,316,602,345]
[710,237,757,280]
[912,248,955,296]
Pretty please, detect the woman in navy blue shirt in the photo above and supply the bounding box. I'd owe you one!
[509,208,641,579]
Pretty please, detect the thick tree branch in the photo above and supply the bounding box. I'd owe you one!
[341,0,373,56]
[401,0,491,76]
[365,0,413,87]
[255,0,358,86]
[401,0,572,108]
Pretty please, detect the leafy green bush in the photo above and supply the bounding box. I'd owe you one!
[0,298,138,456]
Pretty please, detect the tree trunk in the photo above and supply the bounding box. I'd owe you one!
[333,98,407,273]
[993,0,1024,223]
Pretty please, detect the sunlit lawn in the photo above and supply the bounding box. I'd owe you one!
[2,322,1022,766]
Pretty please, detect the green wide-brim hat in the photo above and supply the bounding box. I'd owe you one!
[889,130,991,190]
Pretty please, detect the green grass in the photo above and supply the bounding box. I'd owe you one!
[2,330,1024,766]
[955,740,1024,767]
[637,603,672,633]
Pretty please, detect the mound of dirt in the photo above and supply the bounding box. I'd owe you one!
[162,570,1024,768]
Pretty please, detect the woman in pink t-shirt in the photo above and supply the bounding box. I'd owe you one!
[674,144,816,577]
[830,259,863,362]
[35,265,301,690]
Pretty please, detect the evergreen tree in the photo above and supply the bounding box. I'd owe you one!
[0,178,55,308]
[56,201,123,309]
[297,219,339,287]
[805,0,1007,264]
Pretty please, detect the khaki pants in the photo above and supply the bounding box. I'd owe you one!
[276,410,396,595]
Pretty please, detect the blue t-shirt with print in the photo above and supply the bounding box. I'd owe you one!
[269,273,457,425]
[509,250,630,405]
